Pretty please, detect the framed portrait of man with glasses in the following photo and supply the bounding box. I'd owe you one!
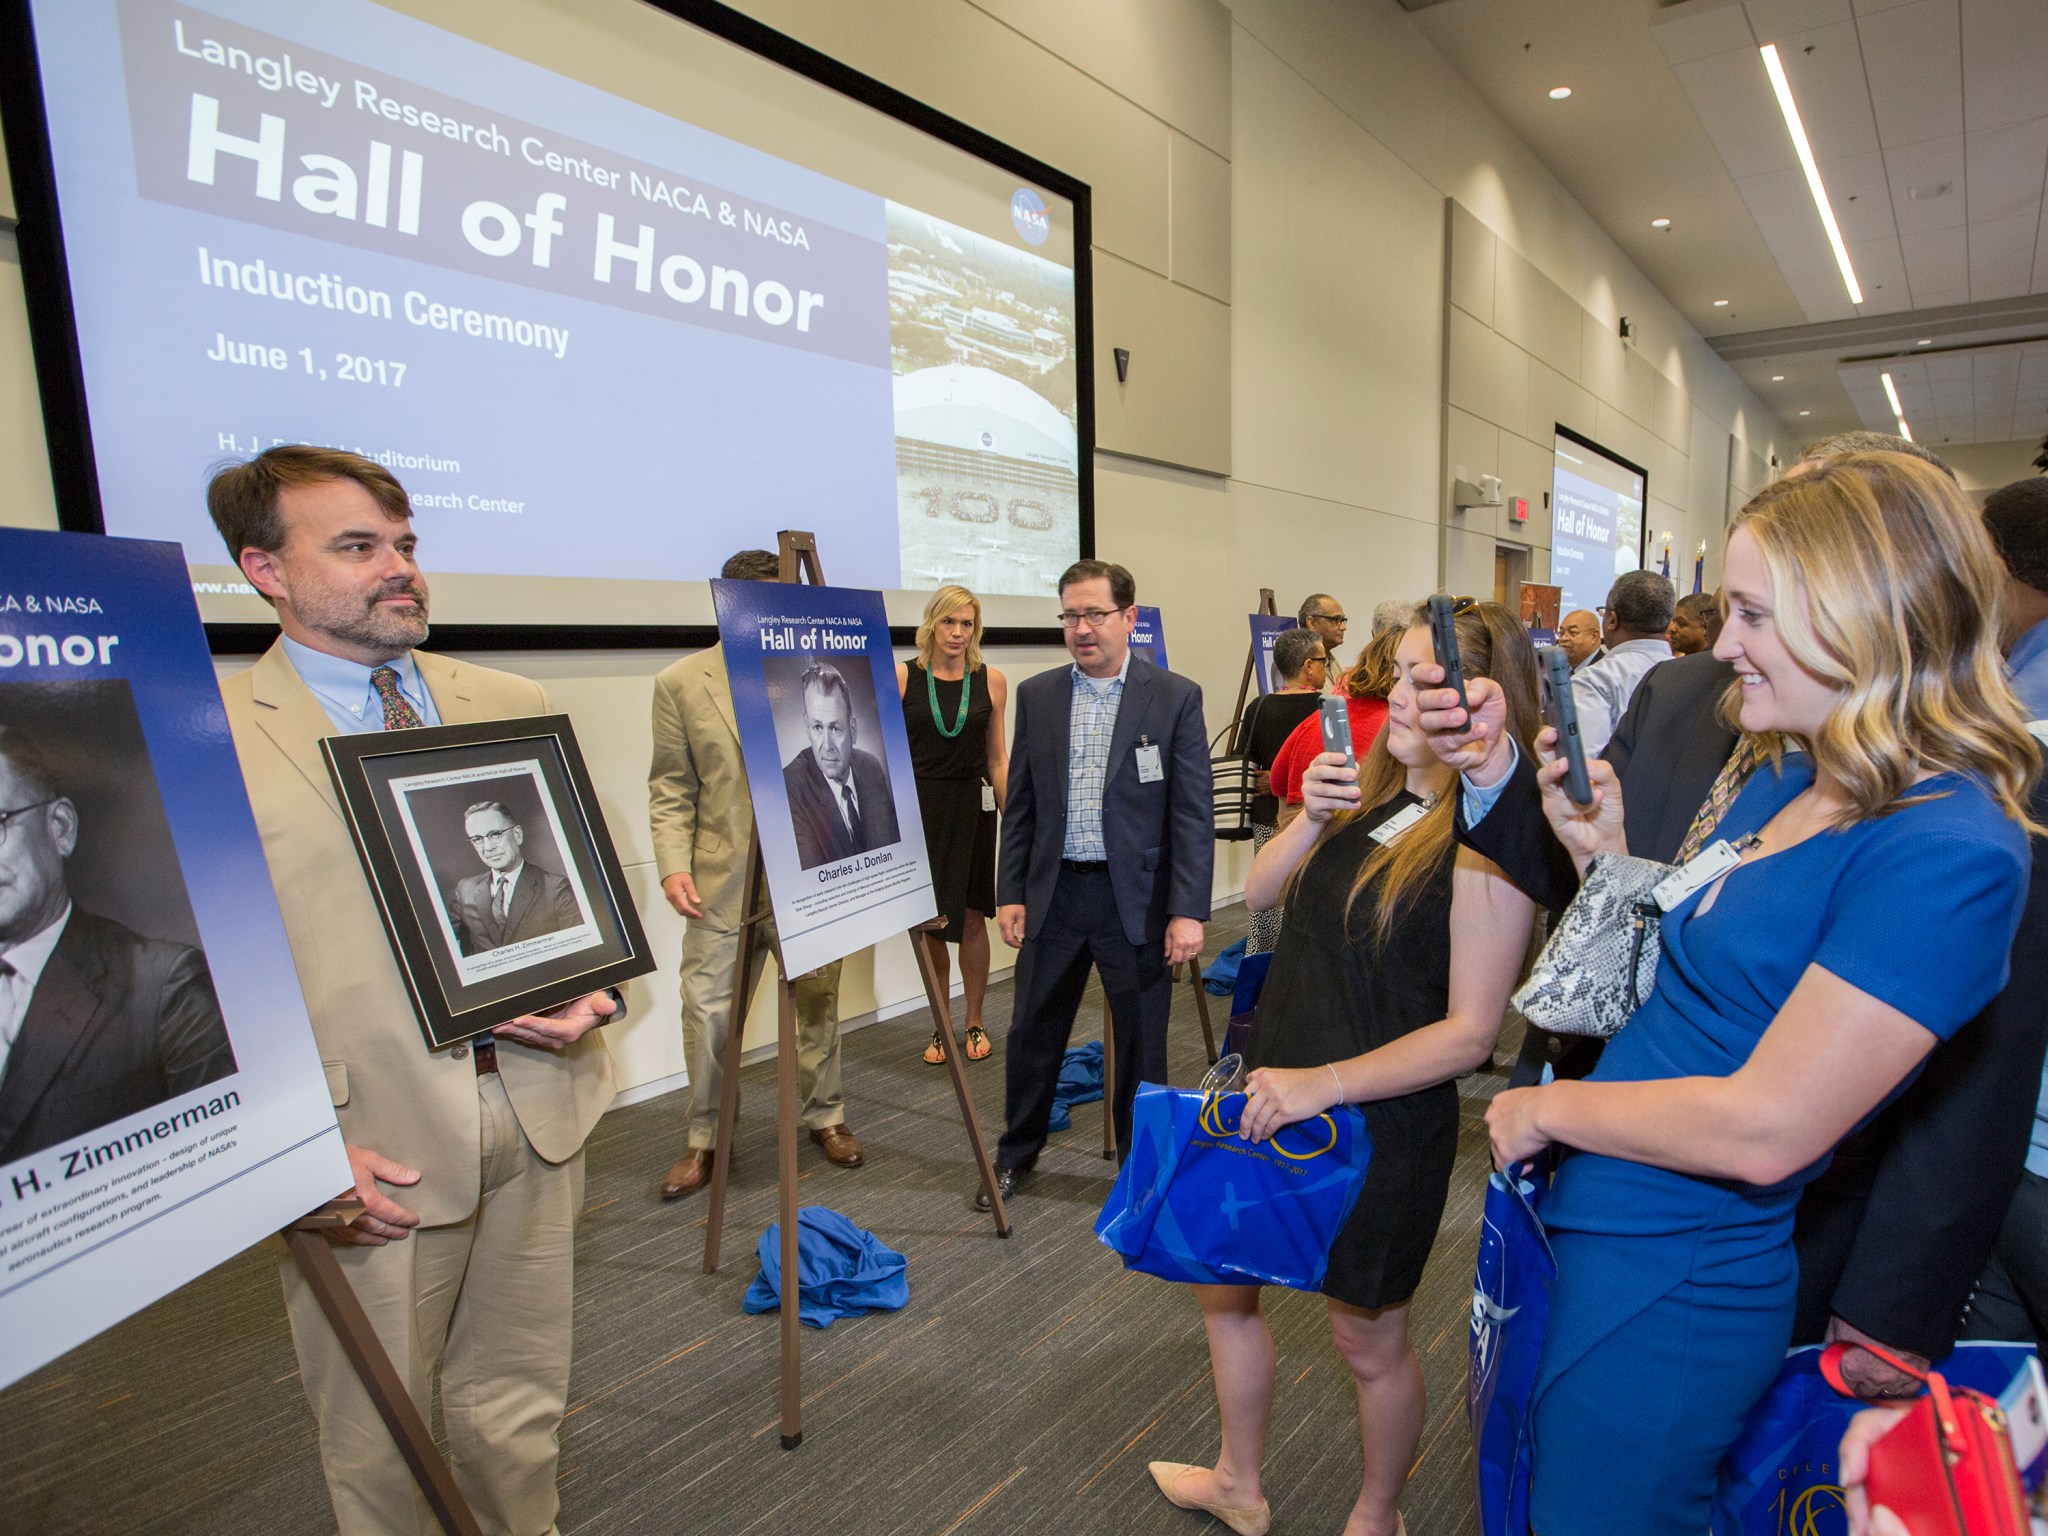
[323,717,652,1047]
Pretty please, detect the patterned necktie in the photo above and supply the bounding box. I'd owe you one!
[492,874,511,921]
[370,666,423,731]
[1676,734,1766,863]
[840,780,864,843]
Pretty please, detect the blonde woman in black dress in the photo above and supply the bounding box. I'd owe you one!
[897,586,1010,1064]
[1149,603,1539,1536]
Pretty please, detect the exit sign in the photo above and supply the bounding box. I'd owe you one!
[1509,496,1530,524]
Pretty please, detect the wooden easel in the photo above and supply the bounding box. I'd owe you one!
[284,1196,486,1536]
[1230,586,1280,746]
[698,530,1010,1452]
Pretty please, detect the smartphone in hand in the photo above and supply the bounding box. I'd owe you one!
[1537,644,1595,805]
[1319,694,1355,770]
[1428,594,1470,720]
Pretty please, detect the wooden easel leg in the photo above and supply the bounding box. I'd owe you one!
[1188,959,1218,1065]
[704,855,768,1275]
[775,978,803,1450]
[910,928,1009,1236]
[283,1229,485,1536]
[1099,993,1117,1161]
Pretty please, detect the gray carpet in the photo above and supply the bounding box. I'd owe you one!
[0,905,1514,1534]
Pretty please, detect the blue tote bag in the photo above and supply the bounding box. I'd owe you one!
[1712,1340,2042,1534]
[1468,1162,1556,1536]
[1094,1083,1371,1292]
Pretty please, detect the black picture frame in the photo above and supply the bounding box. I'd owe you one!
[0,0,1090,655]
[1553,422,1652,573]
[321,714,653,1048]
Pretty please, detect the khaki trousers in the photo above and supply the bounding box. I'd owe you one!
[679,911,843,1147]
[281,1072,582,1536]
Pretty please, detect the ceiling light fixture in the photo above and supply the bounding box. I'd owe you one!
[1799,409,1811,416]
[1881,371,1915,441]
[1771,374,1785,381]
[1759,43,1864,305]
[1916,338,1932,346]
[1549,86,1572,99]
[1713,298,1730,307]
[1651,217,1672,229]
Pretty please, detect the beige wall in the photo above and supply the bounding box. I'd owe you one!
[0,0,1789,1101]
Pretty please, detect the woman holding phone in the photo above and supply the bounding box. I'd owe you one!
[1148,602,1539,1536]
[1487,454,2038,1535]
[897,586,1009,1064]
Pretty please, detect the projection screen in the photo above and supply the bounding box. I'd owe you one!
[3,0,1093,641]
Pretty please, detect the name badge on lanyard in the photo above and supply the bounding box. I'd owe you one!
[1135,741,1164,783]
[1651,838,1746,911]
[981,782,997,813]
[1368,802,1428,845]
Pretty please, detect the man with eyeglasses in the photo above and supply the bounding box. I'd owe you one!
[1556,609,1605,672]
[208,445,617,1536]
[1299,593,1350,674]
[979,560,1212,1209]
[448,801,579,956]
[0,727,235,1164]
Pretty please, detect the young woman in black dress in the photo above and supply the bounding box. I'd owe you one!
[897,586,1009,1064]
[1148,602,1540,1536]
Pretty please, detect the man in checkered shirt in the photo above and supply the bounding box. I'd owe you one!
[980,561,1212,1209]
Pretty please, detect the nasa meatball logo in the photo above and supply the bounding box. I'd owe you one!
[1010,188,1050,246]
[980,430,994,448]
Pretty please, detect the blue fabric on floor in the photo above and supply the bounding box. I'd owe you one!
[742,1207,908,1329]
[1047,1039,1105,1132]
[1201,936,1246,995]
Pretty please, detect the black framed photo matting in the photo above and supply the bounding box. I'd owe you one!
[322,715,654,1048]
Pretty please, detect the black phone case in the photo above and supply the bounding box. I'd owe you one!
[1428,595,1470,716]
[1538,645,1595,805]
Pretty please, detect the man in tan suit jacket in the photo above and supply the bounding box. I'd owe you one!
[649,549,862,1200]
[208,447,617,1536]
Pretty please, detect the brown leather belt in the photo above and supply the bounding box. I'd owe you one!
[472,1039,499,1075]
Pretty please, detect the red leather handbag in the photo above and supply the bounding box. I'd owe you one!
[1819,1339,2031,1535]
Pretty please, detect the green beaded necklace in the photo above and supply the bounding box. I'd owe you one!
[926,664,971,738]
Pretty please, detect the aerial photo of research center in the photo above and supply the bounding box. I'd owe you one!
[6,0,2048,1534]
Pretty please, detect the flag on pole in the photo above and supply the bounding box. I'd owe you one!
[1659,535,1672,579]
[1693,542,1706,595]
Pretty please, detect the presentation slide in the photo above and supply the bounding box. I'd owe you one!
[1548,429,1646,617]
[20,0,1084,627]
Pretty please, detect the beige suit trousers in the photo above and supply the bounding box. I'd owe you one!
[280,1073,582,1536]
[680,911,843,1147]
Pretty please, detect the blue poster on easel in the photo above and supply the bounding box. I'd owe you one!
[1248,613,1294,694]
[0,528,348,1391]
[711,579,936,975]
[1129,605,1169,671]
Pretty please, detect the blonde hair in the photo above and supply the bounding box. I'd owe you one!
[915,585,984,673]
[1727,451,2041,827]
[1322,602,1541,937]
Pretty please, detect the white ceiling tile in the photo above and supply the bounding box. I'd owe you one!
[1747,0,1858,35]
[1653,3,1762,65]
[1856,0,1926,13]
[1858,0,1964,145]
[1965,119,2048,224]
[1761,20,1883,162]
[2035,224,2048,292]
[1739,166,1838,254]
[1820,151,1904,243]
[1843,230,1914,309]
[1961,0,2048,132]
[1676,49,1799,177]
[1774,240,1870,316]
[1971,212,2038,298]
[1900,223,1970,301]
[1885,136,1968,232]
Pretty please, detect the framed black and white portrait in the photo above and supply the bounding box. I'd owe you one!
[322,715,653,1047]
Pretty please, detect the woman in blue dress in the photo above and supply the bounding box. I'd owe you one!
[1484,452,2041,1535]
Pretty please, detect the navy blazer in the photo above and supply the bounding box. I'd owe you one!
[997,656,1213,946]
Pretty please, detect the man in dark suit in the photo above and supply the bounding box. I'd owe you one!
[448,800,580,956]
[0,728,235,1163]
[782,660,901,870]
[1417,432,2048,1397]
[980,560,1212,1208]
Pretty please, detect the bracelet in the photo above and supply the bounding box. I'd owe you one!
[1325,1062,1344,1104]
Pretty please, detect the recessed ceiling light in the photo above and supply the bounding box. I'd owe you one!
[1548,86,1572,99]
[1760,44,1864,305]
[1713,298,1730,307]
[1650,217,1672,229]
[1771,374,1785,382]
[1799,409,1811,416]
[1916,338,1932,346]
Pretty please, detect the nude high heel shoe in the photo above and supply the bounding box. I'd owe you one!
[1147,1462,1272,1536]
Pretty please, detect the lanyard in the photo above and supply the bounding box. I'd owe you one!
[927,665,971,739]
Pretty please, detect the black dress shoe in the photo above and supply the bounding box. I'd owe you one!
[973,1164,1030,1212]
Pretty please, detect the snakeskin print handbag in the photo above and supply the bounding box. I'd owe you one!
[1510,853,1673,1039]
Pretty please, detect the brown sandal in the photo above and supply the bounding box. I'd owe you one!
[923,1031,947,1065]
[965,1025,992,1060]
